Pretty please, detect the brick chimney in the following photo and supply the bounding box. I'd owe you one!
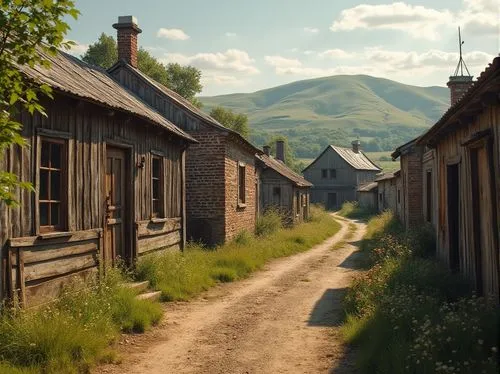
[276,140,285,162]
[263,145,271,156]
[447,75,473,106]
[352,139,361,153]
[112,16,142,68]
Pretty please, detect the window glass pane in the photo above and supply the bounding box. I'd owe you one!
[51,203,60,226]
[152,158,160,178]
[41,142,50,167]
[40,203,49,226]
[40,170,49,200]
[51,143,62,168]
[50,170,60,200]
[152,180,160,199]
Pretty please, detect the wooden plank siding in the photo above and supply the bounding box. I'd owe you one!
[1,93,187,305]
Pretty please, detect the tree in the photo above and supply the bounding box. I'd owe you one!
[82,34,203,106]
[209,106,250,139]
[0,0,79,205]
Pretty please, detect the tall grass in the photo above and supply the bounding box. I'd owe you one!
[342,212,499,374]
[136,205,340,301]
[0,269,162,373]
[338,201,376,220]
[255,208,283,236]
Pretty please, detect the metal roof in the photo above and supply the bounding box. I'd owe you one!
[375,171,399,182]
[357,181,378,192]
[20,49,196,142]
[256,154,312,187]
[330,146,381,171]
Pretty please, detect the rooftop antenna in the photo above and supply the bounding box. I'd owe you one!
[453,26,471,77]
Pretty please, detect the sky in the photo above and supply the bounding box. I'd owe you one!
[65,0,500,96]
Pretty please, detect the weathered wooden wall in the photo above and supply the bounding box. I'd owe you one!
[434,103,499,300]
[377,179,398,213]
[1,93,186,304]
[422,149,438,228]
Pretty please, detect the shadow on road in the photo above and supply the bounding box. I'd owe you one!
[338,250,365,269]
[307,288,347,327]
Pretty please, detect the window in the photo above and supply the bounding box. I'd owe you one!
[398,189,401,204]
[39,139,65,232]
[238,162,246,205]
[273,186,281,198]
[329,169,336,179]
[151,156,163,217]
[321,169,328,179]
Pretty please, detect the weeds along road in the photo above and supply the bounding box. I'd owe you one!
[98,215,366,374]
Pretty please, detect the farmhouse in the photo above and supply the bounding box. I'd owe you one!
[107,16,261,246]
[256,141,312,224]
[303,141,381,210]
[0,48,195,307]
[417,56,500,300]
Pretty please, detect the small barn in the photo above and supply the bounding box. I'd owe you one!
[357,181,378,211]
[417,56,500,300]
[0,48,195,307]
[374,171,401,214]
[303,141,381,210]
[256,142,312,224]
[107,16,261,246]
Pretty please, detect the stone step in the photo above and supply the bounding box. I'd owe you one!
[135,291,162,302]
[123,280,150,294]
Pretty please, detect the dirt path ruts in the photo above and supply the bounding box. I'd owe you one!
[98,215,365,374]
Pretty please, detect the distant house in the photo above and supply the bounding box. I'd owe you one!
[256,141,312,224]
[374,171,401,215]
[303,141,381,209]
[107,16,261,246]
[0,47,195,307]
[416,56,500,300]
[357,181,378,211]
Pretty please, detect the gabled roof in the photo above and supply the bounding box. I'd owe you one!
[357,181,378,192]
[108,60,261,154]
[418,56,500,146]
[375,171,399,182]
[303,145,381,172]
[20,49,195,143]
[391,137,419,160]
[256,154,312,187]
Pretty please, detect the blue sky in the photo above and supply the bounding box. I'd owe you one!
[66,0,499,96]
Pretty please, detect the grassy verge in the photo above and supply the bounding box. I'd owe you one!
[338,201,376,220]
[0,269,162,374]
[136,205,341,301]
[342,212,499,374]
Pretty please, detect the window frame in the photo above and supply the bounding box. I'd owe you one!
[151,155,164,218]
[329,169,337,179]
[238,162,246,207]
[38,137,67,233]
[321,169,328,179]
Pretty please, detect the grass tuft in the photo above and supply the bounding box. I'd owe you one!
[338,201,376,220]
[137,206,341,301]
[255,208,283,236]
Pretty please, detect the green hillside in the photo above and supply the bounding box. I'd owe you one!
[200,75,449,158]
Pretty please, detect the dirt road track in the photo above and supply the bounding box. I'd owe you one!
[98,215,365,374]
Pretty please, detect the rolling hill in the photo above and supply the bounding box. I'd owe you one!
[200,75,450,159]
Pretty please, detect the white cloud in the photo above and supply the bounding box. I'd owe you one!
[202,74,244,86]
[225,32,237,37]
[330,2,454,40]
[264,56,302,69]
[459,0,499,36]
[303,27,320,33]
[161,49,259,75]
[65,40,89,56]
[318,49,355,59]
[303,50,315,55]
[157,28,190,41]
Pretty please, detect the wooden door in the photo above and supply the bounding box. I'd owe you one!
[105,147,128,266]
[447,164,460,272]
[327,193,337,210]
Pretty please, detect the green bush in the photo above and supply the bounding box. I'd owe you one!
[137,206,341,301]
[0,269,163,373]
[338,201,376,219]
[255,208,283,236]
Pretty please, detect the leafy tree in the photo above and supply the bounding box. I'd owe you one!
[265,135,305,173]
[82,34,203,106]
[0,0,79,205]
[209,106,250,139]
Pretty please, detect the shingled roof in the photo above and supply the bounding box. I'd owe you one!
[20,48,195,142]
[418,56,500,146]
[303,145,381,172]
[108,60,261,154]
[256,154,312,187]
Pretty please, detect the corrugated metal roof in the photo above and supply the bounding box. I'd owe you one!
[20,49,195,142]
[331,146,381,171]
[375,171,399,182]
[357,181,378,192]
[256,154,312,187]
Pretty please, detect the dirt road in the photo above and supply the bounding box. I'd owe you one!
[99,215,365,374]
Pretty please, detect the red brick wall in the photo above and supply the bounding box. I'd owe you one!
[117,28,138,68]
[224,138,257,242]
[449,81,473,106]
[402,151,423,228]
[185,131,227,245]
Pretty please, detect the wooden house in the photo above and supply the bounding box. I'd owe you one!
[0,48,195,307]
[107,16,261,246]
[417,56,500,300]
[303,141,381,210]
[374,171,401,215]
[357,181,378,211]
[256,142,312,224]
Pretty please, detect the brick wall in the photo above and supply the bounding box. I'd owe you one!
[185,130,227,245]
[116,28,138,68]
[402,150,423,228]
[224,138,257,242]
